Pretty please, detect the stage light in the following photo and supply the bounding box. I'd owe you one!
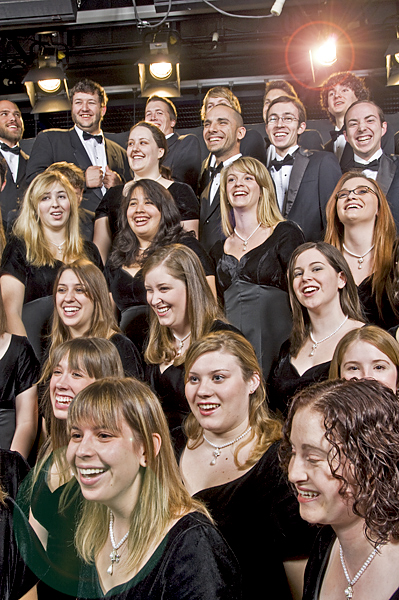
[37,78,62,93]
[23,63,70,113]
[316,38,337,66]
[149,61,173,80]
[137,35,180,97]
[385,37,399,86]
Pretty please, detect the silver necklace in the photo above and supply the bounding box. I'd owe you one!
[173,331,191,356]
[49,239,66,254]
[203,426,252,465]
[339,543,380,599]
[343,243,374,269]
[309,316,348,357]
[107,511,129,575]
[234,223,262,251]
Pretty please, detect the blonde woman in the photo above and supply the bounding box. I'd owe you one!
[210,156,305,380]
[0,170,102,358]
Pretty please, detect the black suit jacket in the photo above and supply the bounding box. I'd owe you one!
[0,149,29,226]
[164,132,201,191]
[270,147,342,242]
[26,128,131,212]
[199,184,226,254]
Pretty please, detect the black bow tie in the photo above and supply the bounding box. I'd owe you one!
[82,131,103,144]
[351,158,380,172]
[270,154,295,171]
[0,142,20,155]
[209,161,223,180]
[329,127,344,143]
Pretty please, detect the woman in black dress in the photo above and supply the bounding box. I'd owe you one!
[325,171,398,329]
[50,259,143,379]
[211,156,305,380]
[268,242,364,415]
[93,121,199,262]
[281,378,399,600]
[0,170,102,359]
[66,377,240,600]
[105,179,214,351]
[143,244,234,430]
[180,330,315,600]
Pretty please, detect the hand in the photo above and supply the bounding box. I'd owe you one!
[85,165,104,188]
[103,165,122,189]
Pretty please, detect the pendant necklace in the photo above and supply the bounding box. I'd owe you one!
[107,511,129,575]
[342,243,374,270]
[234,223,262,251]
[203,426,252,465]
[49,239,66,254]
[173,331,191,356]
[339,543,380,599]
[309,316,348,357]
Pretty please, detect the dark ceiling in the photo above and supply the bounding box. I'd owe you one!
[1,0,399,135]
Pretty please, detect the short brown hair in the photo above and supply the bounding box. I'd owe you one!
[69,78,108,106]
[266,95,306,125]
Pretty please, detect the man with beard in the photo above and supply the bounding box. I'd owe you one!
[26,78,130,212]
[0,101,29,229]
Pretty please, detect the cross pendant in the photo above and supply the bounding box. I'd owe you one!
[210,448,221,465]
[107,548,120,575]
[344,585,353,599]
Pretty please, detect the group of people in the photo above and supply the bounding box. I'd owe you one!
[1,70,399,600]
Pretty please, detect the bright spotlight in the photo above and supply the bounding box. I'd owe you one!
[38,78,61,93]
[316,38,337,66]
[149,62,173,80]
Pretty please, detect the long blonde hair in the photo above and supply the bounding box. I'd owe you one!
[220,156,284,237]
[13,170,84,267]
[68,378,209,570]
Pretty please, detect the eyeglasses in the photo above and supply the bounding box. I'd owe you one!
[335,185,378,201]
[267,115,299,125]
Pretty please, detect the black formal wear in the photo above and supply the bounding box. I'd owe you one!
[302,526,399,600]
[77,512,241,600]
[0,449,37,600]
[199,179,226,254]
[269,147,342,242]
[106,235,214,352]
[265,129,324,165]
[357,276,398,330]
[95,181,200,246]
[109,333,143,379]
[164,132,202,190]
[0,335,40,449]
[176,440,315,600]
[0,147,29,228]
[210,221,305,380]
[268,339,331,415]
[25,128,131,212]
[144,320,240,431]
[0,237,102,359]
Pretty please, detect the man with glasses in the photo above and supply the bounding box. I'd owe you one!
[266,95,341,241]
[343,99,399,229]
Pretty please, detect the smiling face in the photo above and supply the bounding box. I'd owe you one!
[49,355,96,420]
[67,416,146,512]
[145,265,189,336]
[145,100,175,136]
[225,167,261,212]
[344,102,387,161]
[327,84,358,122]
[0,100,24,145]
[55,270,94,338]
[266,101,306,157]
[127,126,164,175]
[37,183,71,232]
[336,176,379,226]
[203,105,245,162]
[340,340,398,393]
[71,91,106,134]
[185,350,259,435]
[292,248,346,311]
[126,186,162,243]
[288,406,356,528]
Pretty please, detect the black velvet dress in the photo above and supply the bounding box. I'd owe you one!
[0,334,40,450]
[109,333,143,379]
[358,276,399,330]
[176,440,316,600]
[76,512,241,600]
[210,221,305,381]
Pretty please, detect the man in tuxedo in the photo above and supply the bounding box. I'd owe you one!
[343,99,399,229]
[266,95,341,241]
[144,95,201,191]
[199,104,246,252]
[0,100,29,229]
[26,78,131,212]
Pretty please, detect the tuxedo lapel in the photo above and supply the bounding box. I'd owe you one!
[167,133,178,150]
[376,154,396,196]
[68,128,92,171]
[201,183,220,220]
[104,137,118,170]
[284,149,309,216]
[16,151,28,185]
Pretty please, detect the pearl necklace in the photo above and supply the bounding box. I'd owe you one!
[49,239,66,254]
[107,511,129,575]
[203,426,252,465]
[173,331,191,356]
[339,543,380,599]
[309,316,348,357]
[343,243,374,270]
[234,223,262,251]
